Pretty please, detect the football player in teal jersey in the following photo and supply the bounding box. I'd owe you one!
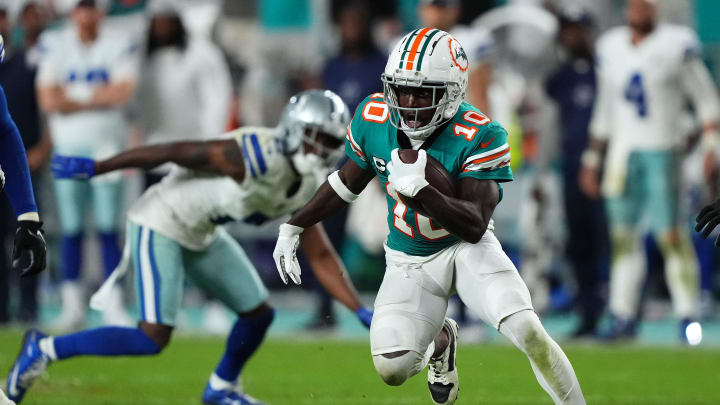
[273,29,585,405]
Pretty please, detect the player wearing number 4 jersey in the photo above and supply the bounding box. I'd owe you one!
[580,0,720,342]
[7,90,373,405]
[274,29,584,404]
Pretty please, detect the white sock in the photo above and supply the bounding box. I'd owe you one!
[209,373,235,391]
[38,337,57,361]
[609,229,645,320]
[500,310,585,405]
[659,232,700,319]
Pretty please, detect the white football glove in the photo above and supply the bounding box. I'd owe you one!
[273,223,304,285]
[387,148,429,198]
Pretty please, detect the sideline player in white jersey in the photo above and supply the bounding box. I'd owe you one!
[36,0,140,328]
[275,29,584,405]
[580,0,720,342]
[6,90,373,405]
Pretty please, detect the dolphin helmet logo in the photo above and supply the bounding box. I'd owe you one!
[448,38,469,72]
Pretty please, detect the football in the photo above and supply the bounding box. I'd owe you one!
[396,149,455,216]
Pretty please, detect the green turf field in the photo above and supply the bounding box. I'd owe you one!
[2,330,720,404]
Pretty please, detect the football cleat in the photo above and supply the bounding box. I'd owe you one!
[202,383,265,405]
[598,314,637,342]
[6,330,50,403]
[0,388,16,405]
[428,318,459,405]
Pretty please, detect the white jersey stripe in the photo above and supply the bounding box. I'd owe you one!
[139,226,157,324]
[346,124,367,161]
[463,143,510,164]
[463,154,511,172]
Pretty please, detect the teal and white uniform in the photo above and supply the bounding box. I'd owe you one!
[346,94,533,356]
[115,127,323,325]
[346,94,512,256]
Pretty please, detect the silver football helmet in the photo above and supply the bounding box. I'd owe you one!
[279,89,350,169]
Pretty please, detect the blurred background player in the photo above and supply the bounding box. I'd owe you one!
[545,6,608,338]
[579,0,720,342]
[414,0,494,114]
[36,0,139,329]
[0,1,51,326]
[134,0,231,189]
[7,89,373,404]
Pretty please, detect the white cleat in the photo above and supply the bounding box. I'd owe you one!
[0,388,16,405]
[428,318,459,405]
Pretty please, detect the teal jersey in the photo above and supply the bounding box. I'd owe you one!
[345,93,513,256]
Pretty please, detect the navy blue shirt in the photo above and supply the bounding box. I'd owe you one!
[0,82,37,216]
[0,49,41,150]
[323,48,387,113]
[546,59,596,173]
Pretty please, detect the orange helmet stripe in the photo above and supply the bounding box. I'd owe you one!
[405,27,432,71]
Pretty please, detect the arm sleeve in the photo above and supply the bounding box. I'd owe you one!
[679,35,720,125]
[458,123,513,182]
[0,86,38,216]
[197,42,232,138]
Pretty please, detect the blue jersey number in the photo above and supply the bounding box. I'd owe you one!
[624,72,647,118]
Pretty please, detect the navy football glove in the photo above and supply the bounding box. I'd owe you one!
[696,199,720,246]
[13,220,47,277]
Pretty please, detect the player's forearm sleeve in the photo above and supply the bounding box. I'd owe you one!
[682,58,720,125]
[0,86,38,217]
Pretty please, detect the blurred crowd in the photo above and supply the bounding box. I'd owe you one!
[1,0,719,342]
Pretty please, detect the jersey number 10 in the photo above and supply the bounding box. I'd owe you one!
[386,183,450,240]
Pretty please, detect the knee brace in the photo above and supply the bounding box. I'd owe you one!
[372,350,426,386]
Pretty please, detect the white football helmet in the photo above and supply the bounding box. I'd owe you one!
[382,28,469,139]
[278,89,350,170]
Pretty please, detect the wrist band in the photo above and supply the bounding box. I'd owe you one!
[328,170,359,203]
[18,212,40,222]
[581,149,601,168]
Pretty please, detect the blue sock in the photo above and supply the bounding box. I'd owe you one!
[214,309,275,382]
[98,231,121,278]
[60,233,83,280]
[52,327,161,360]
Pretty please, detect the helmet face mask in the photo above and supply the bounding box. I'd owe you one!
[301,125,345,168]
[382,78,450,137]
[278,89,350,170]
[382,28,469,140]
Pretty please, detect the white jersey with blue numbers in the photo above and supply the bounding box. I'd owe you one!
[128,127,323,250]
[590,24,720,150]
[36,26,139,160]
